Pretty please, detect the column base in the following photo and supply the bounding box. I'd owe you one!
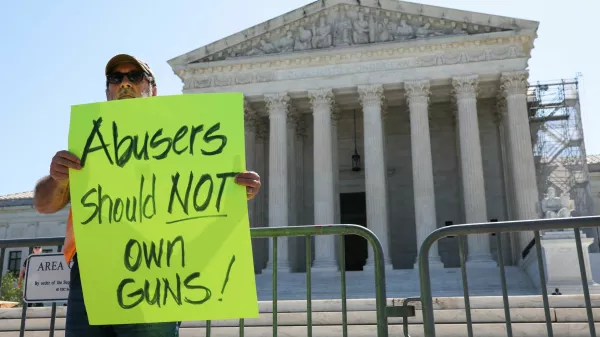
[465,255,497,268]
[414,256,445,269]
[311,259,339,273]
[263,262,293,274]
[363,260,394,272]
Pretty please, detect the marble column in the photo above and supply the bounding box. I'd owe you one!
[452,75,494,266]
[501,71,538,251]
[295,117,306,226]
[255,119,269,270]
[287,106,299,228]
[332,107,341,225]
[405,80,443,268]
[244,99,258,227]
[309,88,338,271]
[358,84,392,268]
[264,93,292,272]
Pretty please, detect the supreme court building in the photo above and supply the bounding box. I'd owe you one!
[166,0,540,273]
[0,1,546,288]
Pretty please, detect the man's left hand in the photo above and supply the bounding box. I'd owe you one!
[235,171,261,200]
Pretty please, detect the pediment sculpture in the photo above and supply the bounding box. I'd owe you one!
[195,4,504,63]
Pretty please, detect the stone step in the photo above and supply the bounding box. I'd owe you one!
[0,323,598,337]
[0,295,597,336]
[1,307,599,330]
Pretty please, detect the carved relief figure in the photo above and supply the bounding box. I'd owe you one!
[334,9,352,46]
[277,31,295,52]
[312,16,333,49]
[378,17,393,42]
[352,11,370,44]
[294,26,313,51]
[394,20,414,40]
[197,6,481,62]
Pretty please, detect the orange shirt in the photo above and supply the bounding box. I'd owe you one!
[63,210,76,264]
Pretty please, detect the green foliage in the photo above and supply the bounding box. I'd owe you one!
[0,272,23,306]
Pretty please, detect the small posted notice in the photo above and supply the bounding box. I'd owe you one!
[23,253,72,303]
[67,93,258,325]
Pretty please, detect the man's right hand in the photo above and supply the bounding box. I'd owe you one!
[50,150,81,185]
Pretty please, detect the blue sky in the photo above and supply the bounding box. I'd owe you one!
[0,0,597,196]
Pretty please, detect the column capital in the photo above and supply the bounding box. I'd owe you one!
[295,115,307,137]
[358,84,384,107]
[332,106,342,123]
[308,88,335,111]
[287,105,301,129]
[405,80,431,105]
[501,71,529,96]
[256,118,269,141]
[244,99,259,130]
[265,93,290,116]
[494,93,508,124]
[452,75,479,100]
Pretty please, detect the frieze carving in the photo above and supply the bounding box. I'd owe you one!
[194,5,498,63]
[183,40,527,89]
[500,70,529,96]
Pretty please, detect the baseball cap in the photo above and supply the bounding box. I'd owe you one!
[105,54,156,86]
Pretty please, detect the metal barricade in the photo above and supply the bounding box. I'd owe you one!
[0,224,391,337]
[418,216,600,337]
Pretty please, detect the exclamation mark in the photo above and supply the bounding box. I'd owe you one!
[219,255,236,302]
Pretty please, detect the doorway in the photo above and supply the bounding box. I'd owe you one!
[340,192,368,271]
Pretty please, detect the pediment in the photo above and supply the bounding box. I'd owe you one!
[168,0,538,69]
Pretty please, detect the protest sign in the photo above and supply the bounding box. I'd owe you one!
[67,93,258,325]
[23,253,72,303]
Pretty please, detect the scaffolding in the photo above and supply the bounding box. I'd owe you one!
[527,75,594,217]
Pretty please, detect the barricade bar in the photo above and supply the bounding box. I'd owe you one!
[3,224,389,337]
[418,216,600,337]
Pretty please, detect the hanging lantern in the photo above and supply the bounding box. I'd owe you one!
[352,149,361,172]
[351,109,361,172]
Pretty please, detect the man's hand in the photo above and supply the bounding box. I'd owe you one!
[50,151,81,185]
[235,171,261,200]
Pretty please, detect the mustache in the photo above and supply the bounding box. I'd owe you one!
[116,87,137,98]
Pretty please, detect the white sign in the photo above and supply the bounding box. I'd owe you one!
[23,253,72,303]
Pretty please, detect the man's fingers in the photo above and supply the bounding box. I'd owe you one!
[50,169,69,181]
[57,151,81,165]
[235,178,261,187]
[54,157,81,170]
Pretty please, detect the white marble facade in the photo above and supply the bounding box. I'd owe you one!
[0,1,543,278]
[166,0,541,272]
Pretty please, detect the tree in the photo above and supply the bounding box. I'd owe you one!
[0,272,23,306]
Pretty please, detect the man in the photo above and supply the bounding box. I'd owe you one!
[33,54,262,337]
[18,246,44,307]
[18,246,42,288]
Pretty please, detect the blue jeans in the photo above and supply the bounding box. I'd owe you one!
[66,255,179,337]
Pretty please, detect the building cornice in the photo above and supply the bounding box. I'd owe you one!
[179,32,532,90]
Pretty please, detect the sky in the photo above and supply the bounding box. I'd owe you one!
[0,0,597,196]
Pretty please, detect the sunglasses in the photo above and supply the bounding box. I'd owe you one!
[106,71,150,85]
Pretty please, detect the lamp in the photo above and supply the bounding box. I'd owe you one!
[351,109,361,172]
